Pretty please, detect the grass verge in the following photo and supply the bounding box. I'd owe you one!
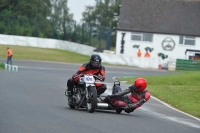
[118,71,200,118]
[0,63,4,70]
[0,45,90,64]
[0,44,136,68]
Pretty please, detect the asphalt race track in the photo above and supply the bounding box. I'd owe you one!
[0,59,200,133]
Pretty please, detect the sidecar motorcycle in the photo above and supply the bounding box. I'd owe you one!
[96,81,126,114]
[65,76,131,114]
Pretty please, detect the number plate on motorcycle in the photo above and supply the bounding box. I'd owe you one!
[84,75,95,83]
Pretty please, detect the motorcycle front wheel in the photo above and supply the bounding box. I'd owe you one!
[86,86,97,113]
[67,97,75,109]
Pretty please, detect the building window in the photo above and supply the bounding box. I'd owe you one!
[131,32,153,42]
[179,36,195,45]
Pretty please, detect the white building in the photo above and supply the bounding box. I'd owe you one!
[116,0,200,63]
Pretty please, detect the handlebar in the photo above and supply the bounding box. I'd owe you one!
[73,74,104,82]
[93,75,103,81]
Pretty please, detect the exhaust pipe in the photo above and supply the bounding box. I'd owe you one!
[97,103,109,108]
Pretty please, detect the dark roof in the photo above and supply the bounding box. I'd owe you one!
[185,49,200,54]
[118,0,200,37]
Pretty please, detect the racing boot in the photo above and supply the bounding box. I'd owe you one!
[67,91,73,105]
[97,84,107,96]
[67,79,74,105]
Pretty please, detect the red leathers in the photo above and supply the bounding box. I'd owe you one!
[67,54,107,98]
[72,62,106,95]
[72,62,105,82]
[105,78,150,113]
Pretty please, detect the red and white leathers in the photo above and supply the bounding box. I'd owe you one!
[67,62,107,95]
[106,85,151,112]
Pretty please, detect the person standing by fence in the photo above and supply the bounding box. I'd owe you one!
[6,47,13,65]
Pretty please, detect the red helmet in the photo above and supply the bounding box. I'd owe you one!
[133,78,147,92]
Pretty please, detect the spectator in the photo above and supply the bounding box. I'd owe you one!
[137,49,142,57]
[6,47,13,65]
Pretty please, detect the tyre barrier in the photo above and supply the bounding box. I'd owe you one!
[3,63,19,71]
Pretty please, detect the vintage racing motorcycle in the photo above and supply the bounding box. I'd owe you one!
[65,74,103,113]
[65,76,135,114]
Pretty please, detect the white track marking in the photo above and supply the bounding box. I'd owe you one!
[151,96,200,122]
[114,77,200,123]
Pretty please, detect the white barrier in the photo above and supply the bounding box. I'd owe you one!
[0,34,173,69]
[94,52,164,69]
[168,59,176,71]
[12,65,19,71]
[4,63,19,71]
[0,34,95,56]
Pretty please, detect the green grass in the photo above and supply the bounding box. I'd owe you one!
[0,44,90,64]
[0,44,134,67]
[0,63,4,70]
[118,71,200,118]
[1,44,200,118]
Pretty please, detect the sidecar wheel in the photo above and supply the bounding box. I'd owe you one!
[115,109,122,114]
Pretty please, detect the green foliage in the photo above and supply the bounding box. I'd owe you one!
[158,52,168,60]
[0,0,119,50]
[145,47,154,52]
[0,63,5,70]
[133,45,140,48]
[0,0,72,39]
[81,0,122,48]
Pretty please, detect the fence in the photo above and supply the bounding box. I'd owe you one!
[176,59,200,71]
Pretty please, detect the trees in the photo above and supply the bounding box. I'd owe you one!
[0,0,74,39]
[0,0,122,50]
[0,0,52,36]
[81,0,122,48]
[50,0,73,40]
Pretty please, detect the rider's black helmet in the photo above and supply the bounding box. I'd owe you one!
[90,54,102,68]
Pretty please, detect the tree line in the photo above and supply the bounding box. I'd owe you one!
[0,0,121,49]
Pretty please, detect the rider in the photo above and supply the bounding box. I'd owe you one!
[104,78,150,113]
[67,54,107,105]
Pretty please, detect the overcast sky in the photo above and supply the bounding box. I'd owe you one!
[68,0,96,22]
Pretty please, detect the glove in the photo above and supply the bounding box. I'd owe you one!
[124,104,131,110]
[104,96,111,103]
[72,74,80,79]
[104,94,116,103]
[98,75,105,81]
[129,85,137,93]
[110,94,117,98]
[124,104,133,113]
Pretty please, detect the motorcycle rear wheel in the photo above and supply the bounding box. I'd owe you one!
[86,86,97,113]
[68,97,75,109]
